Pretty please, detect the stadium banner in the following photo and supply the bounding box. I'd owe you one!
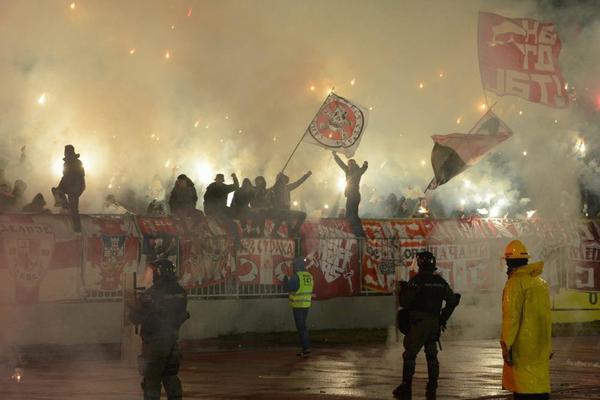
[177,215,233,289]
[235,238,295,285]
[300,219,360,299]
[82,215,139,294]
[0,214,82,303]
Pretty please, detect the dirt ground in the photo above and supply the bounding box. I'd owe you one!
[1,335,599,399]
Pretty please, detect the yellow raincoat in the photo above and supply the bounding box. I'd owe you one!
[501,261,552,394]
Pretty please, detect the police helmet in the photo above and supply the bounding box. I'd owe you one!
[416,251,436,271]
[151,259,177,282]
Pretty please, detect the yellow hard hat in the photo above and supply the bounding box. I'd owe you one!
[503,240,530,259]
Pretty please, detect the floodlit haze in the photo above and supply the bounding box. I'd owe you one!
[0,0,598,216]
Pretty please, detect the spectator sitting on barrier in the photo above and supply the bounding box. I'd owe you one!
[102,194,131,214]
[231,178,254,236]
[22,193,51,213]
[249,176,269,237]
[10,179,27,212]
[204,173,242,248]
[147,199,167,217]
[169,174,198,217]
[0,183,15,213]
[270,171,311,238]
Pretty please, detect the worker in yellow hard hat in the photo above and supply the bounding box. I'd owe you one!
[500,240,552,400]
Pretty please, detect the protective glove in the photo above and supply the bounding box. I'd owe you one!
[439,319,447,332]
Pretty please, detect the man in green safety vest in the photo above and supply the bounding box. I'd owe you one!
[284,257,314,357]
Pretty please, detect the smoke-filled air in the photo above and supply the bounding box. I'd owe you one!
[0,0,598,218]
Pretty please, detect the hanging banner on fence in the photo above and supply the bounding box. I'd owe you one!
[179,215,233,289]
[136,216,180,276]
[568,242,600,291]
[478,12,569,108]
[236,238,295,285]
[429,242,499,292]
[0,214,81,303]
[301,219,360,299]
[82,216,139,293]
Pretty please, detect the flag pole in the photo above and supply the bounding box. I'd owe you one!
[281,131,307,173]
[477,10,491,109]
[280,88,334,173]
[467,101,498,134]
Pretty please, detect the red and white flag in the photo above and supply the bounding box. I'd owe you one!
[478,12,569,108]
[303,92,369,157]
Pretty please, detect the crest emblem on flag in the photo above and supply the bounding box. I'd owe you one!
[98,235,127,289]
[5,228,54,289]
[304,93,368,157]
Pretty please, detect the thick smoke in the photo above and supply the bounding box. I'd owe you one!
[0,0,598,217]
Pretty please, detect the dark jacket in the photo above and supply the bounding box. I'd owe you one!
[231,187,254,210]
[399,271,458,322]
[333,153,367,197]
[22,193,49,213]
[271,173,310,210]
[129,280,189,342]
[57,157,86,196]
[203,178,239,216]
[169,181,198,213]
[251,187,269,209]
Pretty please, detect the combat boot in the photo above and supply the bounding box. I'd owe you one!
[393,358,415,399]
[425,383,437,400]
[425,356,439,400]
[392,383,411,399]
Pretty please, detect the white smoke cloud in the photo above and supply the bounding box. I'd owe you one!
[0,0,597,218]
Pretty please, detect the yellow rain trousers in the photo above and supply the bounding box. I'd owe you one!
[501,261,552,394]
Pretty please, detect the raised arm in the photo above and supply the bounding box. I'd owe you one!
[360,160,369,175]
[332,151,348,173]
[287,171,312,191]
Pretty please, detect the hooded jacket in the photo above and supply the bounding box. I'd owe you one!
[501,261,552,394]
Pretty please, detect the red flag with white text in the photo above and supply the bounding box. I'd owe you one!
[478,12,569,108]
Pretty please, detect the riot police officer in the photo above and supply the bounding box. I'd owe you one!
[129,259,190,400]
[393,251,460,400]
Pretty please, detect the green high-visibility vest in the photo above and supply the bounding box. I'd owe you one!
[289,271,314,308]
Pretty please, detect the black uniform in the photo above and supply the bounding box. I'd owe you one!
[397,270,458,399]
[129,279,190,400]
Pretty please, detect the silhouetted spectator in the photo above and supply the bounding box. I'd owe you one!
[333,151,368,237]
[22,193,50,214]
[147,199,167,217]
[168,174,198,217]
[52,145,85,232]
[102,194,130,214]
[384,193,399,218]
[249,176,269,236]
[203,173,239,216]
[204,173,241,247]
[10,179,27,211]
[0,183,15,213]
[270,171,311,238]
[231,178,254,236]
